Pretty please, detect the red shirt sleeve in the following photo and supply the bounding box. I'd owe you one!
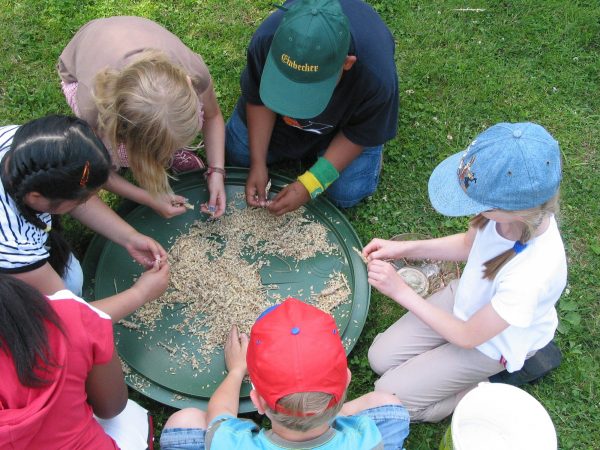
[48,292,115,367]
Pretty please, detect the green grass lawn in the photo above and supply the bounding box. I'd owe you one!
[1,0,599,448]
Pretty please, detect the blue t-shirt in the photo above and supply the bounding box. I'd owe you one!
[206,414,383,449]
[237,0,398,159]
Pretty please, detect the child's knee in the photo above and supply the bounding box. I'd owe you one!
[363,391,402,409]
[325,182,373,208]
[164,408,207,430]
[368,340,390,375]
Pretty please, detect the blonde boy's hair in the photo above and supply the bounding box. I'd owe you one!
[93,49,201,195]
[265,390,347,432]
[471,193,560,280]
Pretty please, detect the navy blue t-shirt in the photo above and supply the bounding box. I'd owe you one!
[237,0,399,159]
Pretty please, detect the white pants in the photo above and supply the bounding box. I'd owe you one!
[95,399,152,450]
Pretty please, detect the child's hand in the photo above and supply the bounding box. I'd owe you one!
[151,194,188,218]
[246,164,269,208]
[132,260,170,302]
[363,238,401,261]
[205,172,226,218]
[224,325,248,377]
[124,232,168,268]
[267,181,309,216]
[367,259,407,301]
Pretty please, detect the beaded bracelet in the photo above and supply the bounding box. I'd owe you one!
[204,167,226,180]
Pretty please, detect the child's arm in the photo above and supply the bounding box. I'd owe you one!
[245,104,276,208]
[105,170,188,219]
[85,346,128,419]
[70,195,167,268]
[368,260,509,348]
[11,263,66,296]
[339,391,402,416]
[268,132,363,216]
[207,325,249,423]
[90,259,169,322]
[199,81,227,219]
[14,257,168,321]
[364,226,477,263]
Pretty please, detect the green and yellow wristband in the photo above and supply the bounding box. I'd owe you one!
[297,157,339,199]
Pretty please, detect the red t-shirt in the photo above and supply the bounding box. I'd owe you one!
[0,291,119,449]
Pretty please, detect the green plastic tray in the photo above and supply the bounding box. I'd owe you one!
[82,168,370,412]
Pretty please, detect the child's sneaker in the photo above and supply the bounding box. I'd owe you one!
[489,340,562,386]
[170,149,206,174]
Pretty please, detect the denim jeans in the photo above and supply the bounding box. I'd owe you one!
[159,405,409,450]
[63,253,83,297]
[160,427,206,450]
[355,404,410,450]
[225,106,383,208]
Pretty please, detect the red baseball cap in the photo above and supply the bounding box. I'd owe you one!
[246,298,348,413]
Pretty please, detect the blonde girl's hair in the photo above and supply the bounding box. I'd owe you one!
[470,193,560,280]
[93,49,201,195]
[265,390,347,432]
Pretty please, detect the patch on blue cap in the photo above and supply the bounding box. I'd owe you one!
[291,327,300,335]
[458,155,478,192]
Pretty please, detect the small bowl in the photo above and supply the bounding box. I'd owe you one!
[397,267,429,296]
[390,233,461,296]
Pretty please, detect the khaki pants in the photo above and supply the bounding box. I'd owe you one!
[368,280,505,423]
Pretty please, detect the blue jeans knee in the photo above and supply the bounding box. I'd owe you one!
[159,427,206,450]
[323,145,383,208]
[225,106,284,167]
[354,404,410,450]
[225,106,251,167]
[63,253,83,297]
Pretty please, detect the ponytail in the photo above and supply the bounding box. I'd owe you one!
[470,193,560,280]
[46,216,72,277]
[0,274,64,387]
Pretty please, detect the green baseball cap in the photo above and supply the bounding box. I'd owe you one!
[259,0,351,119]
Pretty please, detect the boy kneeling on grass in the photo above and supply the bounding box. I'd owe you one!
[160,298,409,449]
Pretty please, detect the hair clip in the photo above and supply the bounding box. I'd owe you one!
[43,224,52,233]
[79,161,90,187]
[513,241,528,254]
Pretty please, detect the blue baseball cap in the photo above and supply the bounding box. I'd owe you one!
[428,122,562,217]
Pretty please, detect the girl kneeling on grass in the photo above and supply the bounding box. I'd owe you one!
[364,122,567,422]
[58,16,227,219]
[0,115,169,321]
[0,274,166,449]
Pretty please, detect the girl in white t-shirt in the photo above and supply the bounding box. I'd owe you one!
[363,122,567,423]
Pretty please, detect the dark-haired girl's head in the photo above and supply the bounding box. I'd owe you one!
[2,115,111,213]
[0,274,64,387]
[0,116,112,277]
